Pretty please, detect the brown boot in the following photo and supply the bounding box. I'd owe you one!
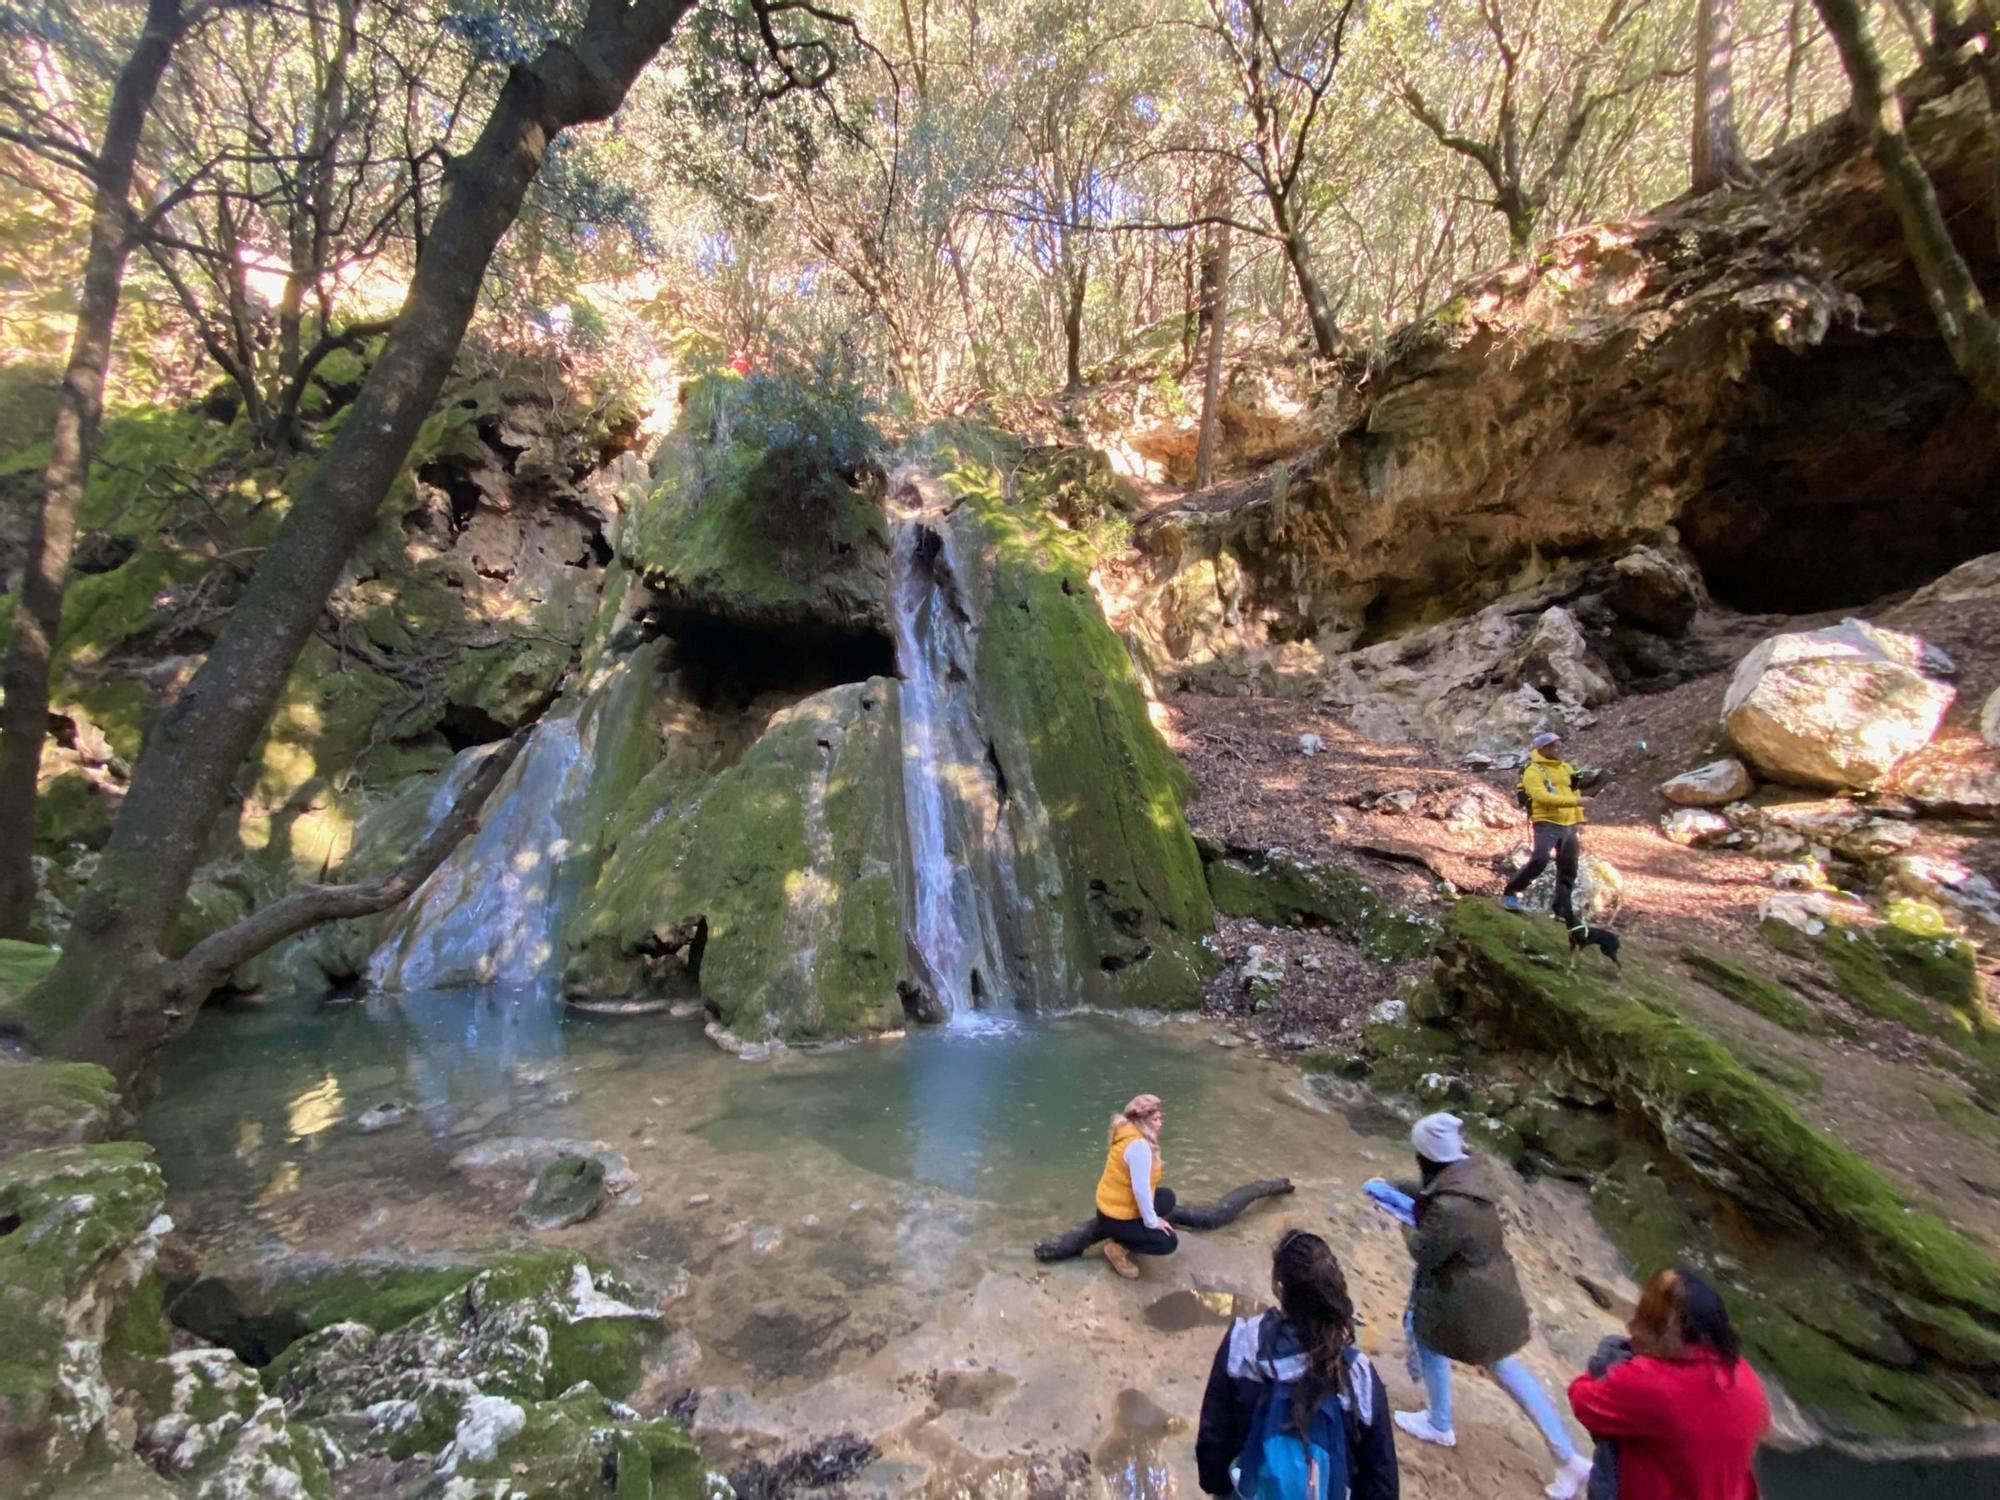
[1102,1240,1139,1279]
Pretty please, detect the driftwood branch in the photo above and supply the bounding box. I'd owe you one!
[1033,1178,1295,1261]
[168,696,556,999]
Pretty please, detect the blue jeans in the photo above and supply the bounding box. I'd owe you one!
[1414,1335,1580,1463]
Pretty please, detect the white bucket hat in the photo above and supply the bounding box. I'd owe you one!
[1411,1111,1468,1164]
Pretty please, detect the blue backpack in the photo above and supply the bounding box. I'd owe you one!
[1235,1375,1353,1500]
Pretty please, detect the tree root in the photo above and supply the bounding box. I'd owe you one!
[1032,1178,1296,1261]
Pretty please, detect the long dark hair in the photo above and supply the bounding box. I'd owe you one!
[1631,1268,1743,1377]
[1272,1229,1357,1430]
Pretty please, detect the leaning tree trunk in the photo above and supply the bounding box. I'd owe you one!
[1278,216,1344,362]
[0,0,184,941]
[1814,0,2000,412]
[1193,223,1231,490]
[18,0,698,1082]
[1694,0,1751,192]
[1033,1178,1295,1260]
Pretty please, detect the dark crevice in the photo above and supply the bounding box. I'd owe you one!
[436,702,512,751]
[653,606,895,709]
[0,1211,21,1237]
[416,459,485,532]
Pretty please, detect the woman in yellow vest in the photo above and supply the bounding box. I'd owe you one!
[1092,1093,1178,1277]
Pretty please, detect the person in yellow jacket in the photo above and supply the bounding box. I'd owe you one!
[1501,731,1586,922]
[1091,1093,1177,1278]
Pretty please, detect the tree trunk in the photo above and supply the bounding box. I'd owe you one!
[0,0,184,941]
[19,0,698,1080]
[1062,263,1087,393]
[1277,214,1344,361]
[1193,223,1231,490]
[1032,1178,1295,1261]
[1814,0,2000,412]
[1694,0,1751,192]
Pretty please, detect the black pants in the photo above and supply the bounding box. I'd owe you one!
[1097,1187,1178,1255]
[1504,822,1581,924]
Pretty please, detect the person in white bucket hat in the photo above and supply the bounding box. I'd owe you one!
[1393,1113,1594,1499]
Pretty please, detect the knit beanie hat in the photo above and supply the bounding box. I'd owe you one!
[1411,1112,1468,1164]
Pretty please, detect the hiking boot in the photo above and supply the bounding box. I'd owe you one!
[1545,1455,1593,1499]
[1501,894,1525,912]
[1393,1410,1456,1448]
[1102,1240,1139,1279]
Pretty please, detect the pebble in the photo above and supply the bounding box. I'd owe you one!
[751,1227,783,1255]
[719,1220,748,1246]
[849,1200,867,1213]
[800,1214,820,1230]
[687,1193,712,1207]
[355,1103,414,1133]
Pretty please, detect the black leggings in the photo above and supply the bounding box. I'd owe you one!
[1097,1187,1179,1256]
[1503,822,1581,923]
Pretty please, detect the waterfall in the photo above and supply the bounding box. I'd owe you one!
[888,505,1027,1020]
[365,649,655,995]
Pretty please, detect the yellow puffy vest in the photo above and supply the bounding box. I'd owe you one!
[1520,753,1586,827]
[1095,1122,1163,1220]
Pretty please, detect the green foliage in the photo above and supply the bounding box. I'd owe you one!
[1681,945,1829,1034]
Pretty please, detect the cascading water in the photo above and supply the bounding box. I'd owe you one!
[365,649,654,995]
[888,499,1031,1021]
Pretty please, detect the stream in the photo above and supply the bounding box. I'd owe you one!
[139,986,1988,1497]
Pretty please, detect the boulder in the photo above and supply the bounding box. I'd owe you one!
[1893,757,2000,819]
[1241,945,1286,1010]
[1517,606,1616,708]
[140,1348,332,1499]
[1660,808,1734,847]
[1660,758,1754,807]
[1876,855,2000,939]
[521,1155,608,1232]
[1603,546,1701,635]
[1833,819,1923,863]
[1721,619,1954,790]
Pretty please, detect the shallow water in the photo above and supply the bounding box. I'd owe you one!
[142,991,1979,1496]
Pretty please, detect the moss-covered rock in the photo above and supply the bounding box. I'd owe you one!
[438,1383,703,1500]
[946,494,1214,1009]
[622,372,891,644]
[1203,845,1437,963]
[0,1141,174,1489]
[1680,946,1828,1035]
[0,938,60,1004]
[1434,900,2000,1433]
[566,679,908,1041]
[274,1251,672,1467]
[139,1348,331,1500]
[0,1059,124,1150]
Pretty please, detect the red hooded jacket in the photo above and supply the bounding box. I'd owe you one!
[1569,1349,1768,1500]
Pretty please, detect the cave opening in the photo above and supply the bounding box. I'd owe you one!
[1679,334,2000,614]
[652,606,897,710]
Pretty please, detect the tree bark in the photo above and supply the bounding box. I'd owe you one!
[1061,263,1087,393]
[1032,1178,1295,1261]
[20,0,698,1079]
[0,0,185,941]
[1814,0,2000,412]
[1278,216,1344,361]
[1193,223,1231,490]
[1694,0,1751,192]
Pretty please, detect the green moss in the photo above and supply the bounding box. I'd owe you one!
[1206,851,1436,963]
[568,679,907,1041]
[1917,1079,2000,1141]
[952,493,1214,1009]
[1681,946,1827,1035]
[32,769,120,849]
[1765,919,2000,1073]
[449,1385,703,1500]
[0,1058,121,1151]
[0,939,60,1005]
[1439,902,2000,1320]
[1873,924,1981,1013]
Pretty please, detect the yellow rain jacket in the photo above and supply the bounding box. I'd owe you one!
[1094,1122,1163,1219]
[1519,749,1585,827]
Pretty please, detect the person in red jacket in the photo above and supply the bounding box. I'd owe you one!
[1568,1268,1769,1500]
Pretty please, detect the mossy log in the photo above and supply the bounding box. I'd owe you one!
[1032,1178,1294,1261]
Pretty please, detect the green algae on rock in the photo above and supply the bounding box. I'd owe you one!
[946,493,1214,1010]
[566,678,909,1041]
[0,1058,124,1150]
[1431,899,2000,1434]
[139,1348,332,1500]
[436,1383,703,1500]
[1202,841,1437,963]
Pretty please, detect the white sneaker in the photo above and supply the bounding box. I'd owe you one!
[1545,1454,1593,1499]
[1393,1410,1457,1448]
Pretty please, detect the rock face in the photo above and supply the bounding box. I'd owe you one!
[1123,75,1999,695]
[565,679,911,1041]
[1423,902,2000,1437]
[1722,619,1954,790]
[620,373,893,649]
[1660,758,1755,806]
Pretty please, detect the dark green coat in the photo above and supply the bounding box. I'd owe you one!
[1403,1158,1532,1365]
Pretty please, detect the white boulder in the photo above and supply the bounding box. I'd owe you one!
[1660,758,1754,807]
[1721,619,1954,790]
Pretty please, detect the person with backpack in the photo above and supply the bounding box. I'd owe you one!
[1501,731,1586,922]
[1195,1229,1397,1499]
[1091,1093,1178,1278]
[1391,1114,1594,1500]
[1567,1268,1768,1500]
